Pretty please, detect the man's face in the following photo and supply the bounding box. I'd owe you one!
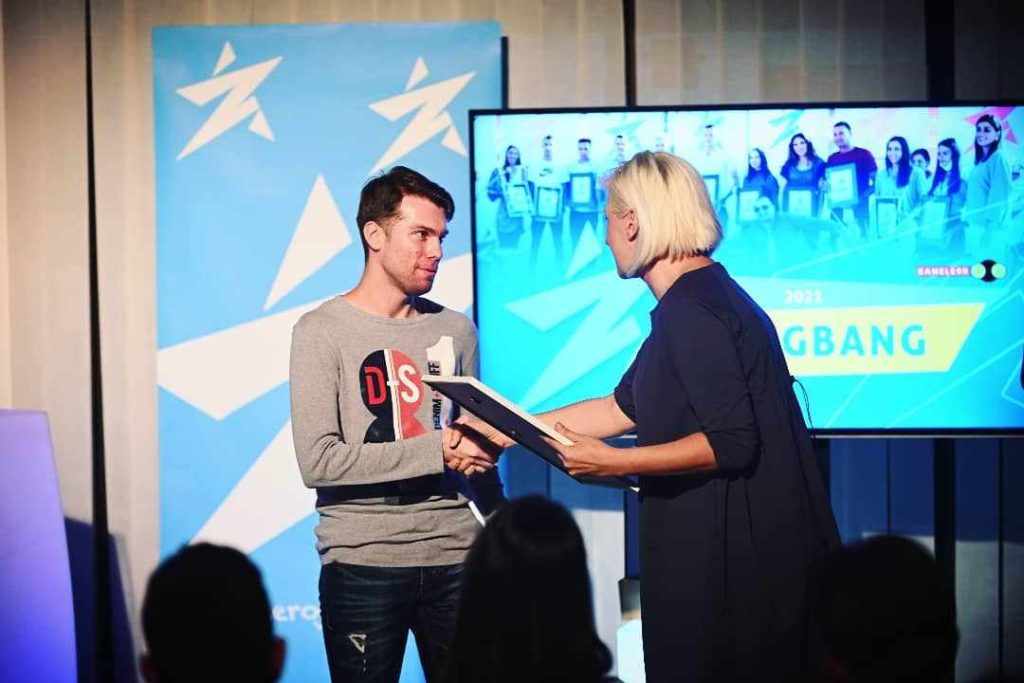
[542,137,553,159]
[615,136,626,158]
[703,126,714,146]
[374,195,448,296]
[753,197,776,225]
[833,126,850,151]
[578,141,591,162]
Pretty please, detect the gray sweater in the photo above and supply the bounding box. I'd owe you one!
[289,295,503,567]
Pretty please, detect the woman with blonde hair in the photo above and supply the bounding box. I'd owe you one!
[459,151,839,682]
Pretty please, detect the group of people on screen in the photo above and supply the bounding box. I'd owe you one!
[484,114,1020,270]
[485,134,625,266]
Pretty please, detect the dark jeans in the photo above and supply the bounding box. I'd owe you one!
[319,562,462,683]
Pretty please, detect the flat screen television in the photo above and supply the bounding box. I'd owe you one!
[469,103,1024,435]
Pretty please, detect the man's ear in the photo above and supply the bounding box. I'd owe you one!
[363,221,387,253]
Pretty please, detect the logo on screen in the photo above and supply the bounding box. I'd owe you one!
[360,349,426,442]
[971,260,1008,283]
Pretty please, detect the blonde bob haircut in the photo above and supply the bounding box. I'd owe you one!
[605,151,722,277]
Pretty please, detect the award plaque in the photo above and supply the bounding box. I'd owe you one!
[535,185,563,221]
[874,197,899,237]
[738,190,761,222]
[423,375,638,491]
[825,164,858,208]
[504,183,534,218]
[786,188,814,217]
[569,172,596,207]
[702,174,720,204]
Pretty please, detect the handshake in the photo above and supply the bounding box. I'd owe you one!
[442,416,515,477]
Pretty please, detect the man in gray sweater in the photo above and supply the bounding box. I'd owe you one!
[289,166,505,683]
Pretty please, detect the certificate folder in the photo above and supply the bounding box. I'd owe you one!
[423,375,638,492]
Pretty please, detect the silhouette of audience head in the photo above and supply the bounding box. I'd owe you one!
[140,543,285,682]
[445,496,611,683]
[816,535,957,683]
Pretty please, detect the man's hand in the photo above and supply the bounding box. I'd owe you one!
[442,423,503,477]
[542,423,623,478]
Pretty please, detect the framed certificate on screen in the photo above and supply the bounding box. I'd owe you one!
[569,172,595,207]
[505,183,534,217]
[738,190,761,222]
[919,197,951,241]
[786,188,814,217]
[702,174,720,204]
[826,164,858,208]
[874,197,899,237]
[534,185,563,220]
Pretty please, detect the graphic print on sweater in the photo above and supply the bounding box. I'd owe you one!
[359,349,426,443]
[426,336,456,430]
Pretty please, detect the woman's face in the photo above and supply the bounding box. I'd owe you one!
[604,203,635,278]
[937,145,953,166]
[506,147,520,165]
[886,141,903,165]
[748,151,762,170]
[911,153,927,170]
[976,121,1000,148]
[792,137,808,158]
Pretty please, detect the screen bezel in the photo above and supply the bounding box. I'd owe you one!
[467,100,1024,438]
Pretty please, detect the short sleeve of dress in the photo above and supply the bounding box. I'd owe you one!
[613,342,645,423]
[662,296,759,473]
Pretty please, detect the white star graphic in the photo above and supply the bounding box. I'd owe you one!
[367,57,475,174]
[176,41,282,160]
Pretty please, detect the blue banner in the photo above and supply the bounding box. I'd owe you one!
[154,23,501,682]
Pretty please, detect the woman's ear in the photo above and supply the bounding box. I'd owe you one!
[625,209,640,241]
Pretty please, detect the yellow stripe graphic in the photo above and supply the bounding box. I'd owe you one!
[768,303,984,376]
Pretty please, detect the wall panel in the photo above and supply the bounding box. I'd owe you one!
[3,0,92,523]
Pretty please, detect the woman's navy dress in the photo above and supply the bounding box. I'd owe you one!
[614,263,839,682]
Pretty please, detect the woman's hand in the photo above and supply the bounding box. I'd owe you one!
[452,415,515,450]
[543,423,624,478]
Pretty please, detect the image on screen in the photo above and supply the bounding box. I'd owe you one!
[470,104,1024,433]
